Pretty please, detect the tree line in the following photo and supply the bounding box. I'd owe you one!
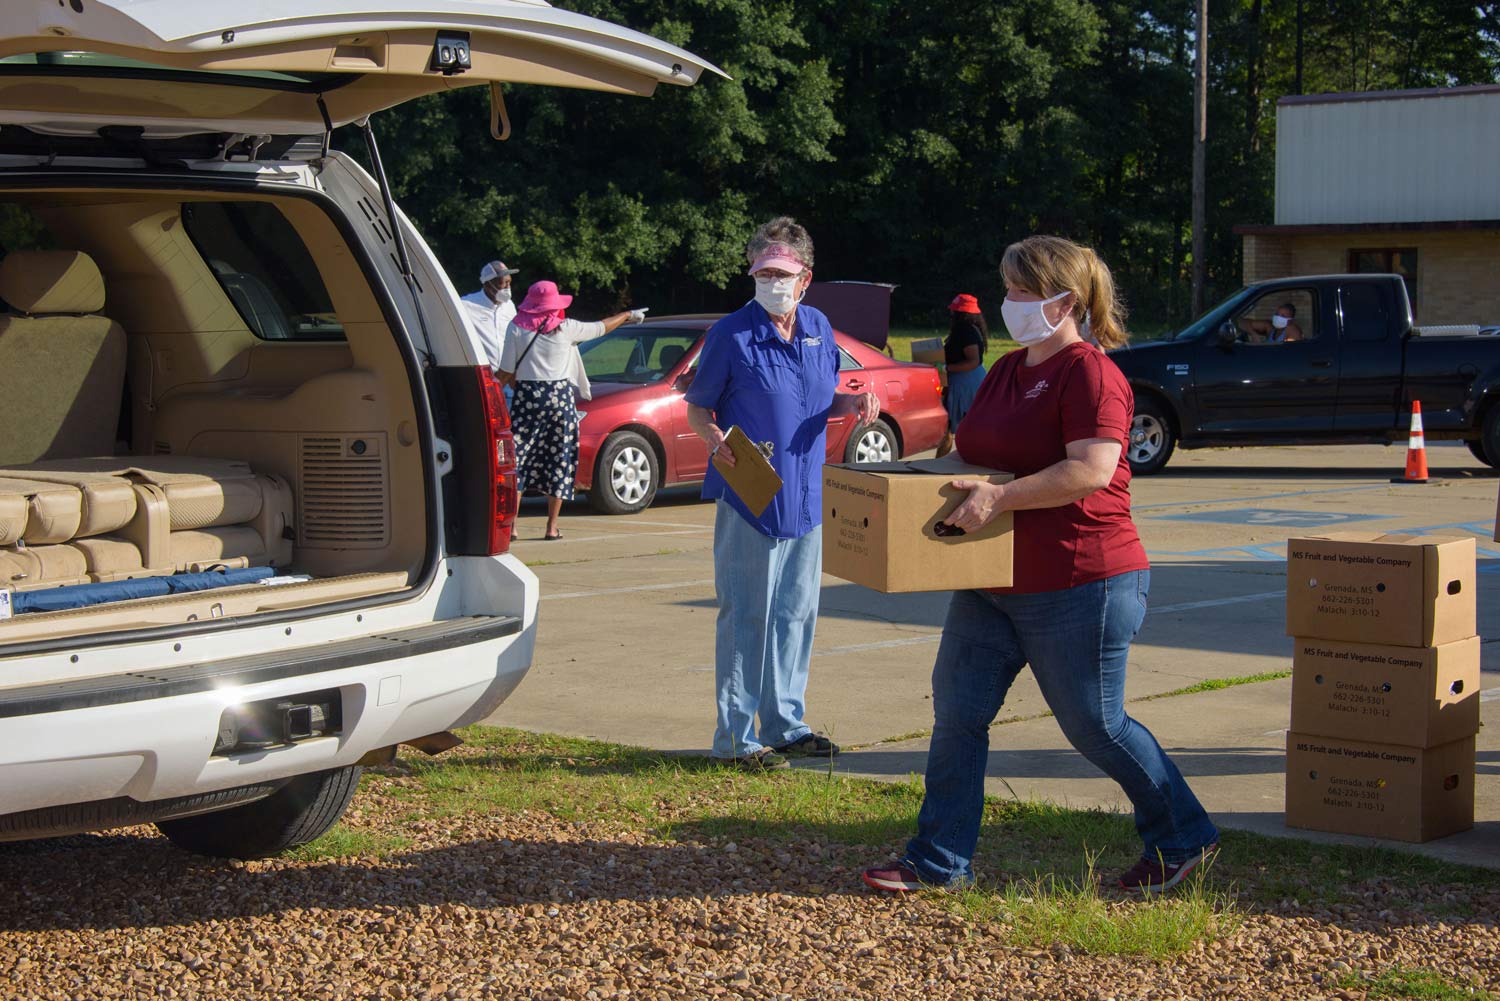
[359,0,1500,332]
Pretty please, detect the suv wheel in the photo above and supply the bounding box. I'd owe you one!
[155,765,363,859]
[588,431,659,514]
[1127,399,1176,475]
[845,418,897,464]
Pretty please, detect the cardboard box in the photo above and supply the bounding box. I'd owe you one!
[822,456,1014,593]
[1285,732,1474,842]
[1285,533,1475,647]
[910,338,947,387]
[1290,635,1480,747]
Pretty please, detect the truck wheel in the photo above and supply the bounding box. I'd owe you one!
[1127,399,1176,475]
[588,431,659,514]
[155,766,363,859]
[1474,409,1500,468]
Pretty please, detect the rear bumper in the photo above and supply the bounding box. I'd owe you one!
[0,554,538,821]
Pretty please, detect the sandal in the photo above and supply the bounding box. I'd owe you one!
[543,530,562,540]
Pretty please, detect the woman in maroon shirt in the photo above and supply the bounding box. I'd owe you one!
[863,236,1219,895]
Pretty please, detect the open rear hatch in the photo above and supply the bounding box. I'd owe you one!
[0,0,724,138]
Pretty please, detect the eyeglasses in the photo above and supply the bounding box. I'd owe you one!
[933,520,966,537]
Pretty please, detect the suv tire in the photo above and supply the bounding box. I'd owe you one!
[589,431,659,514]
[155,765,363,859]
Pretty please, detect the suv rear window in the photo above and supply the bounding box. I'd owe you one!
[182,201,345,342]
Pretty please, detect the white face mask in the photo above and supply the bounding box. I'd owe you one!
[492,286,513,305]
[1271,313,1289,329]
[754,275,802,317]
[1001,291,1072,346]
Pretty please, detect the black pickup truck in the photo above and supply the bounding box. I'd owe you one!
[1110,274,1500,473]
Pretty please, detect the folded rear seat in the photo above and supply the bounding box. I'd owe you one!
[0,474,149,589]
[0,458,294,593]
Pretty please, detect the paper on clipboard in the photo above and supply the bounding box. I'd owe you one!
[712,425,782,518]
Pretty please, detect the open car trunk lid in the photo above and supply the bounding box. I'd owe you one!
[0,0,724,136]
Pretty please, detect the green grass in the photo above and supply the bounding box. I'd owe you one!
[1140,670,1293,701]
[286,825,412,862]
[308,726,1500,959]
[1341,967,1496,1000]
[953,855,1236,960]
[886,328,1020,370]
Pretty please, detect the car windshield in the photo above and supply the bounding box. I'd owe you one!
[579,328,702,384]
[1170,287,1255,341]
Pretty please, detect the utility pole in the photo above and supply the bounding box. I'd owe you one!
[1295,0,1304,94]
[1191,0,1208,317]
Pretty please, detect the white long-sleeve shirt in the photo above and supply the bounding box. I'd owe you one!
[460,289,517,369]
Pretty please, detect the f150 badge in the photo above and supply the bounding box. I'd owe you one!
[1167,364,1190,377]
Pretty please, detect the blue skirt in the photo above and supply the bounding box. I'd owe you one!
[945,365,986,432]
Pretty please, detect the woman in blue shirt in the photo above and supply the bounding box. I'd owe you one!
[685,217,878,770]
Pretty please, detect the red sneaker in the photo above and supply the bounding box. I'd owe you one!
[861,864,925,893]
[1117,844,1219,894]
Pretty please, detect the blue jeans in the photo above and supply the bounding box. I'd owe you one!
[711,501,820,758]
[904,570,1218,884]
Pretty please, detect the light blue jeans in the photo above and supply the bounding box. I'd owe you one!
[711,501,820,758]
[904,571,1219,884]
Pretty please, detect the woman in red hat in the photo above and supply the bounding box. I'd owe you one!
[938,293,989,457]
[499,280,646,539]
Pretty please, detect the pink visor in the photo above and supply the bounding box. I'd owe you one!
[747,243,806,276]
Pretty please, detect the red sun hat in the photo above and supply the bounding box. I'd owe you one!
[949,293,981,314]
[518,280,573,313]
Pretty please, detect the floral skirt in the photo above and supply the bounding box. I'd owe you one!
[512,379,579,500]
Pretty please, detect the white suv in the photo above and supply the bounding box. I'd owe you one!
[0,2,717,857]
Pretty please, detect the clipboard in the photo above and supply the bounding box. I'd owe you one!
[712,425,782,518]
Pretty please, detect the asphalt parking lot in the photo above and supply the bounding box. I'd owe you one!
[489,442,1499,868]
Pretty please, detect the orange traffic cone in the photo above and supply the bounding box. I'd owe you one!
[1391,401,1430,484]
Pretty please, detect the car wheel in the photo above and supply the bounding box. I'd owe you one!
[155,765,362,859]
[1466,439,1494,467]
[845,418,897,464]
[1127,399,1176,475]
[588,431,659,514]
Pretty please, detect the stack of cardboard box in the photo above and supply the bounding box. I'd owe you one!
[1283,532,1479,843]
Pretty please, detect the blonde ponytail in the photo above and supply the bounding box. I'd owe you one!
[1000,236,1129,349]
[1081,246,1128,349]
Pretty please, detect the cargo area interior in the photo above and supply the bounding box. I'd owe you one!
[0,187,427,644]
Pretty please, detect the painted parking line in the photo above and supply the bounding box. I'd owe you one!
[1154,509,1380,527]
[514,528,709,547]
[1483,688,1500,703]
[1134,482,1391,512]
[541,578,716,601]
[567,516,715,530]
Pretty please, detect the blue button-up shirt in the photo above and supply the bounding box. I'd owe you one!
[686,301,840,539]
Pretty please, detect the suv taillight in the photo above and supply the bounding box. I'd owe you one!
[476,368,518,555]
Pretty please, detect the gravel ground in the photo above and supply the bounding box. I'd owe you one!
[3,797,1498,1001]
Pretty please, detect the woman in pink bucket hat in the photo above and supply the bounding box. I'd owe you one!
[499,280,647,540]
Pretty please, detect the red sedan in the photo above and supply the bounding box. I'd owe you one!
[574,316,947,513]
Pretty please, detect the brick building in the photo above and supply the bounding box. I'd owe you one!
[1236,84,1500,325]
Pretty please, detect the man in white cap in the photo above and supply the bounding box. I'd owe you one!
[461,260,519,370]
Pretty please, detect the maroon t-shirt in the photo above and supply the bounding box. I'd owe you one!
[955,341,1149,594]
